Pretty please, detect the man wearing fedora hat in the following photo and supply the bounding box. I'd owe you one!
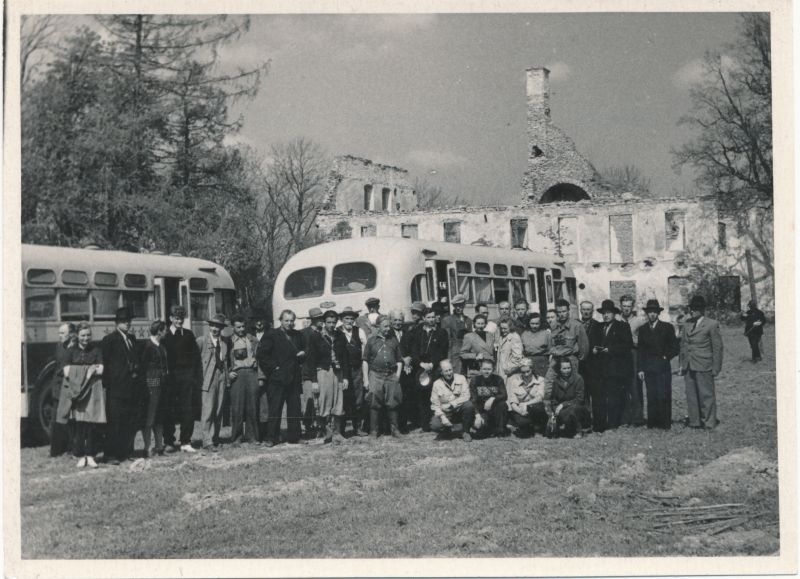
[101,306,141,464]
[679,295,723,430]
[196,314,232,450]
[589,299,634,432]
[637,299,679,429]
[338,306,369,437]
[440,294,472,375]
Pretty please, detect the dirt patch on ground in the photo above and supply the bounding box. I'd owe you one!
[666,447,777,498]
[680,529,780,555]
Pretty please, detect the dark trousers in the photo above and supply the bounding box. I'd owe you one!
[163,368,196,446]
[73,421,95,457]
[473,400,508,437]
[554,404,590,437]
[265,379,301,444]
[417,385,433,432]
[230,369,260,442]
[591,377,625,433]
[747,333,762,360]
[105,396,135,460]
[50,420,74,457]
[622,355,645,425]
[430,401,476,432]
[643,359,672,429]
[510,402,549,432]
[342,371,366,431]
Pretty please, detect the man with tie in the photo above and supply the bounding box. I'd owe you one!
[258,310,305,447]
[578,301,602,406]
[162,305,201,453]
[637,299,679,429]
[680,295,723,430]
[399,304,424,431]
[196,314,232,451]
[618,295,646,426]
[101,307,141,464]
[590,299,633,432]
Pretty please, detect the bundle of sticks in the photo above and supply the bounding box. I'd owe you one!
[635,498,760,535]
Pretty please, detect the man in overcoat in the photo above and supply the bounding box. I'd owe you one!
[440,294,472,374]
[196,314,232,451]
[679,295,723,430]
[590,299,633,432]
[101,307,141,464]
[162,305,201,453]
[258,309,305,446]
[741,299,766,362]
[410,307,449,432]
[637,299,679,429]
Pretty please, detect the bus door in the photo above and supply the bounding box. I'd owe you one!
[527,267,542,318]
[154,277,182,321]
[179,279,192,326]
[425,259,453,307]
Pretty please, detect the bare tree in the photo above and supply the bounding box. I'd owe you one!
[599,165,651,194]
[20,15,59,90]
[673,13,773,277]
[413,177,463,208]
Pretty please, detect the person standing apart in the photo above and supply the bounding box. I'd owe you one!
[363,316,404,438]
[741,300,766,362]
[101,307,140,465]
[140,321,169,457]
[50,323,77,457]
[229,314,261,444]
[196,314,232,451]
[590,300,633,432]
[162,305,200,454]
[258,310,304,447]
[637,300,679,430]
[679,296,723,430]
[60,322,105,468]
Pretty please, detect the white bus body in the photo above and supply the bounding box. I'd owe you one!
[272,237,578,327]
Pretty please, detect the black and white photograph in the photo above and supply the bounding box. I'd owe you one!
[3,0,796,576]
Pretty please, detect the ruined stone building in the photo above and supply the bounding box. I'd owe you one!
[317,68,773,316]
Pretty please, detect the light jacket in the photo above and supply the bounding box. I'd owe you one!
[430,373,471,417]
[197,334,230,391]
[496,332,523,379]
[506,372,545,414]
[679,316,724,375]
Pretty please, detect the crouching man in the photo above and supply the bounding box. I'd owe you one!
[544,357,591,438]
[430,360,475,442]
[468,359,508,438]
[506,358,547,437]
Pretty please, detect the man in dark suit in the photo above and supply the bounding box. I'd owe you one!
[590,299,633,432]
[101,307,141,464]
[410,307,449,432]
[741,300,766,362]
[637,299,679,429]
[680,295,724,430]
[257,309,305,446]
[578,301,602,407]
[398,302,425,431]
[162,305,201,453]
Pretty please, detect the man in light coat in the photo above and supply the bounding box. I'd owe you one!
[430,359,475,441]
[196,314,232,451]
[679,295,723,430]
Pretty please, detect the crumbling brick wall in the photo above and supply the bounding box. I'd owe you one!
[324,155,416,213]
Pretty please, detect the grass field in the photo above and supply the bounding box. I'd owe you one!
[19,325,781,558]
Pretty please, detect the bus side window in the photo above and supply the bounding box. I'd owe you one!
[214,289,237,318]
[25,288,56,320]
[410,274,428,304]
[92,290,121,320]
[122,291,150,319]
[59,290,90,321]
[190,293,211,320]
[493,279,510,304]
[474,277,493,304]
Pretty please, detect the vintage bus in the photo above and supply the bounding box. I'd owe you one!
[272,237,578,327]
[21,244,237,442]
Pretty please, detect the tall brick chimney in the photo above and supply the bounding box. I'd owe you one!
[526,67,550,157]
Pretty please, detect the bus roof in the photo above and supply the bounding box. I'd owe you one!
[283,237,574,274]
[22,244,235,289]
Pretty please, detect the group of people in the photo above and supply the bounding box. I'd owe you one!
[49,290,738,466]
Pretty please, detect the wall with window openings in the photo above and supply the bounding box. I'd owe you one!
[317,195,720,317]
[324,155,416,214]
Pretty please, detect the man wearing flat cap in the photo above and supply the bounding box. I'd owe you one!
[356,298,382,340]
[196,314,232,450]
[679,295,723,430]
[589,299,633,432]
[637,299,679,429]
[101,307,141,464]
[338,307,369,436]
[440,294,472,375]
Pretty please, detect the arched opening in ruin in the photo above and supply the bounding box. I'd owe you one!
[539,183,590,203]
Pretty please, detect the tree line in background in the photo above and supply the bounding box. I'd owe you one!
[21,13,773,315]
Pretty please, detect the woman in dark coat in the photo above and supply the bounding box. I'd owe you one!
[60,322,106,468]
[141,320,169,457]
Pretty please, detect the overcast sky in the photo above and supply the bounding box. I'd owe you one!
[55,12,748,204]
